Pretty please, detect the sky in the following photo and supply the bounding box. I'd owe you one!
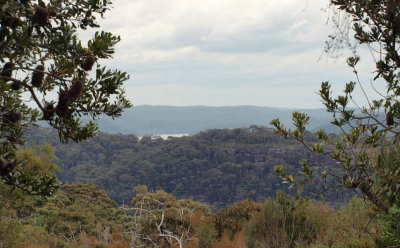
[88,0,386,109]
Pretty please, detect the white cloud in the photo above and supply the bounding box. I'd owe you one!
[85,0,378,108]
[126,84,322,108]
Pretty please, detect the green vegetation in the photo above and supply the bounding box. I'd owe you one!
[0,0,131,196]
[0,145,382,248]
[1,0,400,247]
[270,0,400,246]
[0,142,388,247]
[24,126,355,209]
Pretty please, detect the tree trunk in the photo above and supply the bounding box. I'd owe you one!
[359,183,389,213]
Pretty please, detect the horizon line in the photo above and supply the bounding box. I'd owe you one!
[130,104,326,110]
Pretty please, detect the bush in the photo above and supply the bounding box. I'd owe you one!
[375,206,400,247]
[245,192,316,248]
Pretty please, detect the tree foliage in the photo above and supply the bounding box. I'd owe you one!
[270,2,400,242]
[0,0,131,196]
[0,144,61,247]
[123,185,210,248]
[25,126,355,209]
[29,183,125,243]
[0,147,379,248]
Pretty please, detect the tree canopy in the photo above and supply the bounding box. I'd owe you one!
[0,0,131,196]
[272,0,400,215]
[23,126,355,209]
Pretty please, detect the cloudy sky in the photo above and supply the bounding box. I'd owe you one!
[90,0,384,109]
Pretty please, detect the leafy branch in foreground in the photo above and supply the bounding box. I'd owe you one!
[0,0,131,196]
[271,0,400,218]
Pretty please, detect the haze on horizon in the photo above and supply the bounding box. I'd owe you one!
[89,0,386,109]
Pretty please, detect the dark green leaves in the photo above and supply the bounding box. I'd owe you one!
[88,31,120,59]
[0,0,131,196]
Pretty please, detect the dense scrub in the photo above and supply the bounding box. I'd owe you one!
[0,182,382,248]
[0,144,391,247]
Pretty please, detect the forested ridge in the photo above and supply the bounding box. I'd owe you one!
[25,126,350,209]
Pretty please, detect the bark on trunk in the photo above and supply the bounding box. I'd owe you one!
[359,183,389,213]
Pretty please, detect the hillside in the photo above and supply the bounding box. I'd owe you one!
[25,126,352,210]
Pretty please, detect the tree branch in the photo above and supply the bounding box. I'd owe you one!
[0,75,46,112]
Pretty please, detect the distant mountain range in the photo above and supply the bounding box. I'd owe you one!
[94,105,339,135]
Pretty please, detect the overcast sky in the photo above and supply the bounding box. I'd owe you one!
[90,0,384,109]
